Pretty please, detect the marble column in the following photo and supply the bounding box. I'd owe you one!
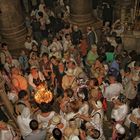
[69,0,94,30]
[0,0,27,50]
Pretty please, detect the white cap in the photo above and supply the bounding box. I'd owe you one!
[115,124,125,134]
[95,101,102,108]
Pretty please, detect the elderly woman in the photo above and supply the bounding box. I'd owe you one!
[28,66,45,91]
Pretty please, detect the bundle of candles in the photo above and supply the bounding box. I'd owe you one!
[34,84,53,104]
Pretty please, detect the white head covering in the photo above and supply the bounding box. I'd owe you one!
[115,124,125,134]
[51,115,61,125]
[95,101,102,108]
[65,69,74,76]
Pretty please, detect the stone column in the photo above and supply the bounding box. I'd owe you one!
[0,0,27,50]
[69,0,94,30]
[0,73,17,126]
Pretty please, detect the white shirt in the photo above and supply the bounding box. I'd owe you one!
[104,83,123,101]
[111,104,128,122]
[28,71,45,90]
[4,59,20,73]
[24,40,38,50]
[86,109,104,139]
[0,125,17,140]
[48,41,63,59]
[78,102,89,116]
[17,107,32,137]
[63,40,73,52]
[131,108,140,124]
[37,111,55,128]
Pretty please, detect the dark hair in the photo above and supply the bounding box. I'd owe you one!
[111,32,117,37]
[64,88,74,98]
[124,67,131,73]
[42,52,49,58]
[50,56,57,60]
[65,33,70,39]
[18,90,28,100]
[122,50,128,57]
[90,129,100,139]
[90,78,99,86]
[26,35,31,39]
[78,87,89,101]
[38,11,43,17]
[115,36,122,44]
[39,102,51,113]
[129,50,137,61]
[52,128,62,140]
[108,45,115,53]
[115,55,122,61]
[70,101,79,113]
[1,43,7,48]
[134,61,140,67]
[96,55,106,63]
[118,94,126,103]
[64,23,70,29]
[29,119,39,130]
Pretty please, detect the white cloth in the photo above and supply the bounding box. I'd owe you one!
[63,40,73,52]
[37,111,55,128]
[40,45,49,57]
[48,41,63,59]
[89,109,104,138]
[104,83,123,101]
[0,125,17,140]
[111,104,128,122]
[24,40,38,50]
[125,108,140,128]
[17,107,32,137]
[78,103,89,116]
[106,37,117,48]
[130,108,140,124]
[4,59,20,73]
[69,135,79,140]
[28,71,45,90]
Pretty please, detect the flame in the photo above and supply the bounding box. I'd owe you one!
[34,84,53,104]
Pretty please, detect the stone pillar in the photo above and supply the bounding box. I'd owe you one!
[69,0,94,30]
[0,0,27,50]
[0,73,17,126]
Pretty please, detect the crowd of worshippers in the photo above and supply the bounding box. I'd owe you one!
[0,1,140,140]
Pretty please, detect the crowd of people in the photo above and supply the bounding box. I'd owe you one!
[0,0,140,140]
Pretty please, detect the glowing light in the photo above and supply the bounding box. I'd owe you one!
[34,84,53,104]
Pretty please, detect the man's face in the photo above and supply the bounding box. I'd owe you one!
[0,122,7,130]
[42,39,48,46]
[6,57,12,64]
[31,68,38,74]
[66,35,71,41]
[24,94,29,101]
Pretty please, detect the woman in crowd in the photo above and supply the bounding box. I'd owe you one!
[28,66,45,91]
